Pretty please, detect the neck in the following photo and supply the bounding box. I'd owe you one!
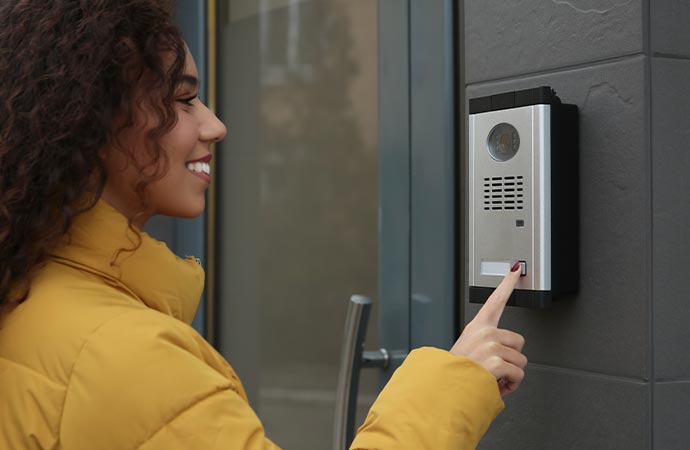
[99,189,150,229]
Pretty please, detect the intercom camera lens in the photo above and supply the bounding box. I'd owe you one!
[487,123,520,162]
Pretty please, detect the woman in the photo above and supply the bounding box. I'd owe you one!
[0,1,527,449]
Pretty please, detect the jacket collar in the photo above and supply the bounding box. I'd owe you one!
[50,199,204,324]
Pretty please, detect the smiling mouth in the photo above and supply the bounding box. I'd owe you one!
[186,161,211,176]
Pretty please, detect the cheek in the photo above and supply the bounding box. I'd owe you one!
[164,117,200,159]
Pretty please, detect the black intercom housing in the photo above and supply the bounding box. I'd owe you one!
[468,86,579,308]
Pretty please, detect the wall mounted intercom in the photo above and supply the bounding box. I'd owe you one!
[468,86,579,308]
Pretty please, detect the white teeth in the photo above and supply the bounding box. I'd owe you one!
[186,161,211,175]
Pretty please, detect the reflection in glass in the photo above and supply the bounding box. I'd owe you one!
[217,1,379,448]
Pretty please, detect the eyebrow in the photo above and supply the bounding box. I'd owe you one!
[177,74,199,87]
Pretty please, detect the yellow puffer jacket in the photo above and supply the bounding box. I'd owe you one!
[0,200,503,450]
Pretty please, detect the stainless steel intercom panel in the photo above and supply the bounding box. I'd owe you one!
[468,87,579,308]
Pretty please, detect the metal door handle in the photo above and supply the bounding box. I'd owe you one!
[333,295,389,450]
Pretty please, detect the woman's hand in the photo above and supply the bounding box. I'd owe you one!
[450,263,527,396]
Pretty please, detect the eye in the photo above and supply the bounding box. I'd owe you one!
[177,94,198,106]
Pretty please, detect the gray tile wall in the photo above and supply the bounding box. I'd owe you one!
[651,0,690,58]
[654,382,690,449]
[651,57,690,381]
[479,366,649,450]
[650,41,690,449]
[465,0,644,83]
[462,0,690,448]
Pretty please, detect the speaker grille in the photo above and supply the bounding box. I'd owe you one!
[483,176,524,211]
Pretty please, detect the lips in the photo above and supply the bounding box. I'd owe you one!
[186,154,212,164]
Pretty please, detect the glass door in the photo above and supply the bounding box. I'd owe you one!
[215,1,380,447]
[213,1,457,449]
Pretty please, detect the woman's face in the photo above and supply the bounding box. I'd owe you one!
[101,47,227,226]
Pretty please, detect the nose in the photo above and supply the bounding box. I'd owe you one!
[199,102,227,143]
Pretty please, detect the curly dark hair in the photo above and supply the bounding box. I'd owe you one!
[0,0,187,312]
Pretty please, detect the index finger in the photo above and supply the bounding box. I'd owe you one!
[473,267,521,327]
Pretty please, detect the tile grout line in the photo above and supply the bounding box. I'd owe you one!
[466,51,646,88]
[529,362,649,385]
[652,52,690,61]
[646,1,655,448]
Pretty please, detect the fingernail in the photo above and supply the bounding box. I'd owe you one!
[511,260,521,272]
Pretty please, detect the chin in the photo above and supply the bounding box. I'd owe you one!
[160,201,206,219]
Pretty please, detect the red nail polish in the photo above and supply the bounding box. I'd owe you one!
[511,261,521,272]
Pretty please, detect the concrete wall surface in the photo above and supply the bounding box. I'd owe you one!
[463,1,690,449]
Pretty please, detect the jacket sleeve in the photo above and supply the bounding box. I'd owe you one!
[59,310,501,450]
[59,309,280,450]
[350,347,504,450]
